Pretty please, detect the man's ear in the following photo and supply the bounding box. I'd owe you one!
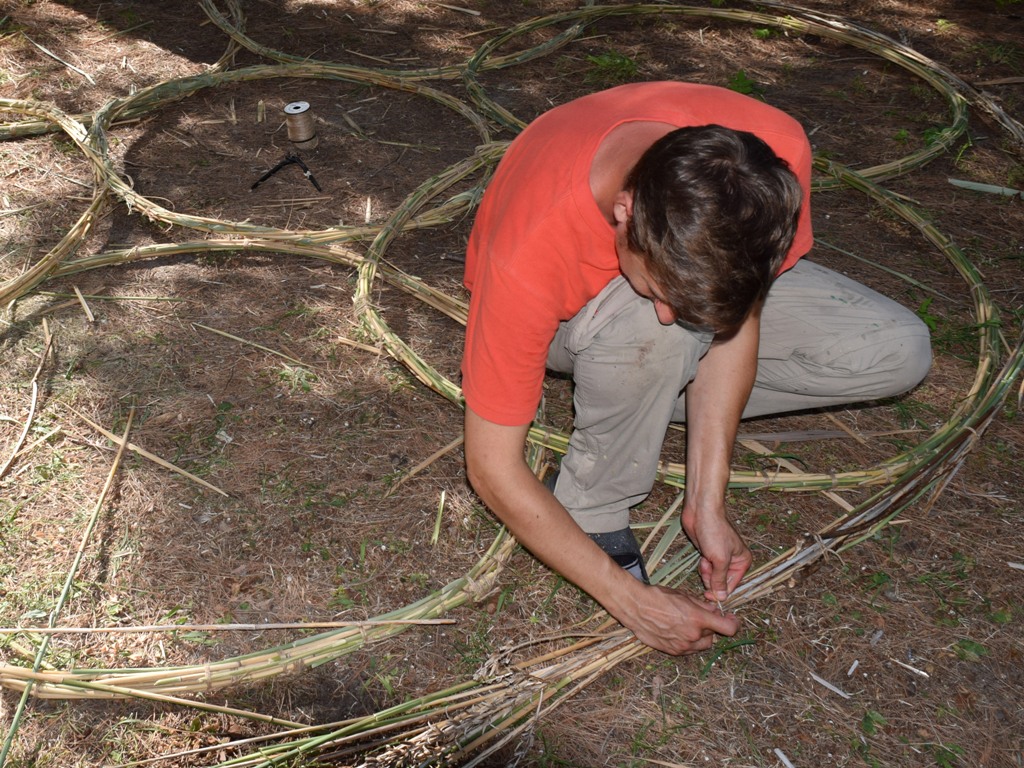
[612,190,634,226]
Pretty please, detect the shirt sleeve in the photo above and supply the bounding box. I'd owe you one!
[461,257,563,426]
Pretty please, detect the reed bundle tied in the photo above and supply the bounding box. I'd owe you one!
[1,1,1022,766]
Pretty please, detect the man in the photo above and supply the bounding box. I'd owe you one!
[461,82,931,656]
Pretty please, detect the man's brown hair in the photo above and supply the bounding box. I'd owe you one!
[625,124,803,336]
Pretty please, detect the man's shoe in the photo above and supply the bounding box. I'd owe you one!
[543,470,649,584]
[587,528,650,584]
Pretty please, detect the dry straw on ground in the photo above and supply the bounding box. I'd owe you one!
[1,1,1022,766]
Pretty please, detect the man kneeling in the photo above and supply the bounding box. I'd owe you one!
[461,82,931,655]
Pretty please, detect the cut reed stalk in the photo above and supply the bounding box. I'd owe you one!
[0,322,51,480]
[0,410,135,765]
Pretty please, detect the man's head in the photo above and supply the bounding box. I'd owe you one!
[616,124,803,335]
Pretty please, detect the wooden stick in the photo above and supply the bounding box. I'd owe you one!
[0,322,52,480]
[385,434,464,495]
[0,409,134,765]
[0,669,305,727]
[431,489,446,545]
[10,427,62,463]
[345,48,392,64]
[948,177,1023,199]
[737,428,920,443]
[434,3,482,15]
[824,412,869,445]
[192,322,309,366]
[335,335,383,356]
[816,238,954,301]
[36,291,187,302]
[0,204,43,218]
[975,76,1024,86]
[89,20,153,45]
[0,619,456,635]
[23,33,96,84]
[72,285,95,322]
[66,405,230,497]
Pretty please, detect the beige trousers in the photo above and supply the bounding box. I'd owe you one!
[545,259,932,533]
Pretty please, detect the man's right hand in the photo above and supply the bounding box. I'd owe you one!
[465,406,741,657]
[606,577,740,655]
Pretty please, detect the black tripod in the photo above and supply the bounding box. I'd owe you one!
[251,153,322,192]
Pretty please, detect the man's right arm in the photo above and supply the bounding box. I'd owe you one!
[464,406,740,656]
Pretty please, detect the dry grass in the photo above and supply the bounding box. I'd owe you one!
[1,1,1023,766]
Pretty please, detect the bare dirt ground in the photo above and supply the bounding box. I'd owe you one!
[1,1,1023,766]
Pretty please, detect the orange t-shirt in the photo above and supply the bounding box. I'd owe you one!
[462,82,813,426]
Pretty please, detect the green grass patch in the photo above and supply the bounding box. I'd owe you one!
[584,51,638,85]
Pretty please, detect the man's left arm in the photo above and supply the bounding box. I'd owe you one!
[681,305,761,602]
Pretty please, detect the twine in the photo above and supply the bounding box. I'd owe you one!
[283,100,318,149]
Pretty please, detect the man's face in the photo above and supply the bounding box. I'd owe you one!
[615,230,678,326]
[612,190,677,326]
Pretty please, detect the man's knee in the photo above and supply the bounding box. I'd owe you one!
[882,321,932,396]
[831,316,932,400]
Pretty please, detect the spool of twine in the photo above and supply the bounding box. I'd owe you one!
[284,101,318,150]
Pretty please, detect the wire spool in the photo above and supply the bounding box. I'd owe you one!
[283,101,318,150]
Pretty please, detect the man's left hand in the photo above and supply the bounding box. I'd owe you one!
[681,506,752,603]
